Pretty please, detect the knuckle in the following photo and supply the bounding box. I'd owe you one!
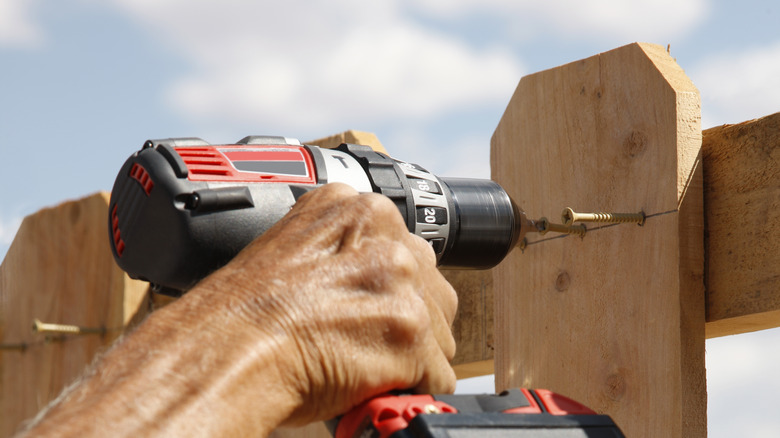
[358,242,418,294]
[342,240,418,295]
[356,193,404,224]
[383,299,428,344]
[383,242,418,278]
[322,182,359,197]
[408,234,437,266]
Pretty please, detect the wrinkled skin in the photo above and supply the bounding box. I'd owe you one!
[21,183,458,437]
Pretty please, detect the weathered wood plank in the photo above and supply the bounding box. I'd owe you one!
[442,269,494,368]
[491,42,705,437]
[703,112,780,338]
[0,193,149,436]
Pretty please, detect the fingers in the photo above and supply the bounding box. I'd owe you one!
[347,196,459,378]
[385,233,457,394]
[402,234,458,363]
[406,235,458,323]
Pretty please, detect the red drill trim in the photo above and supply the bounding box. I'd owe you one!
[111,204,125,257]
[130,163,154,195]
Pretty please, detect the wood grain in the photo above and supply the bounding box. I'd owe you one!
[490,42,705,437]
[442,269,494,368]
[0,193,149,436]
[703,113,780,338]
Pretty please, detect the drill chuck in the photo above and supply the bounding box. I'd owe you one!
[436,178,517,269]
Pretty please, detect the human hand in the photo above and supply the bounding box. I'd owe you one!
[193,182,459,426]
[20,183,458,438]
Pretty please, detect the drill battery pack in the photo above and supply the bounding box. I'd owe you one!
[335,389,625,438]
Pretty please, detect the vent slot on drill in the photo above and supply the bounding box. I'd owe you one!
[178,148,233,178]
[129,163,154,195]
[111,204,125,257]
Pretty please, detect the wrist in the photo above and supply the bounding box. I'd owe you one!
[27,273,305,438]
[151,275,306,435]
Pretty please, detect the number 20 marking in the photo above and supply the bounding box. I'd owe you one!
[424,207,436,223]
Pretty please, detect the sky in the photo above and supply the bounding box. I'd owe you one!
[1,0,779,435]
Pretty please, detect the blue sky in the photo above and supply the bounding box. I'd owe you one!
[1,0,779,436]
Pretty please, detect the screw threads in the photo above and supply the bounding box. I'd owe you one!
[32,319,105,336]
[562,208,645,226]
[539,218,587,236]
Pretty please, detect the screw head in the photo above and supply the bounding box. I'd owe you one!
[538,217,550,235]
[561,207,576,226]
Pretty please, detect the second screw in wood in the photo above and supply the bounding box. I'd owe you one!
[539,218,586,236]
[32,319,105,336]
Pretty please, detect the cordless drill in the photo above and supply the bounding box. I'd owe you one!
[108,135,537,295]
[108,136,624,437]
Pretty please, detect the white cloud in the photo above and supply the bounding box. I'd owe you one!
[165,24,522,127]
[430,134,491,179]
[107,0,523,133]
[407,0,708,42]
[102,0,718,135]
[0,216,21,245]
[0,0,44,48]
[690,40,780,127]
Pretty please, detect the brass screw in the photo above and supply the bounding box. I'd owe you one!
[538,218,586,237]
[561,208,645,226]
[32,319,106,336]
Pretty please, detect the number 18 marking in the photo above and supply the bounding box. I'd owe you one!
[416,180,430,191]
